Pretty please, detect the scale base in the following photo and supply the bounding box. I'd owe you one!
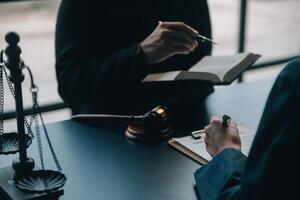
[0,166,64,200]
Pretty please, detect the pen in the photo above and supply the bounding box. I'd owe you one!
[195,34,218,45]
[158,21,218,45]
[191,129,204,134]
[222,115,231,128]
[191,129,205,139]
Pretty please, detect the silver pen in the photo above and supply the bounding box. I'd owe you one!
[196,34,218,45]
[191,129,205,139]
[158,21,218,45]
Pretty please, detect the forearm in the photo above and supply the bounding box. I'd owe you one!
[194,148,246,200]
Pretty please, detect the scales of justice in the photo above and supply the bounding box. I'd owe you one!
[0,31,174,199]
[0,32,66,200]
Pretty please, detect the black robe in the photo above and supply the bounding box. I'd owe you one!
[55,0,213,119]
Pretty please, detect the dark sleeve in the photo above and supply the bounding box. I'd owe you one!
[55,0,149,108]
[194,148,246,200]
[241,59,300,200]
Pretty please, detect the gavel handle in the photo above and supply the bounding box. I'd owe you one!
[72,114,143,123]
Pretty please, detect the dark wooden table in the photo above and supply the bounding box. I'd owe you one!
[0,79,275,200]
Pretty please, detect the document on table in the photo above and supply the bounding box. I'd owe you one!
[169,124,256,165]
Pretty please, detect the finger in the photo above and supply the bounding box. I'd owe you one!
[230,121,238,128]
[231,126,239,134]
[204,125,210,133]
[171,45,191,56]
[205,141,209,148]
[210,116,221,124]
[159,21,198,37]
[205,145,212,157]
[167,44,193,56]
[204,137,210,151]
[167,37,197,52]
[204,132,210,141]
[162,29,198,49]
[205,140,214,157]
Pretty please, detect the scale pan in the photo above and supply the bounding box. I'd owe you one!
[0,132,32,155]
[15,170,67,193]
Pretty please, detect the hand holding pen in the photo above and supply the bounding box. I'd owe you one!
[192,115,241,157]
[191,115,231,139]
[139,21,218,65]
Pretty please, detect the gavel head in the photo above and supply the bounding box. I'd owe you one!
[125,106,173,141]
[142,106,169,131]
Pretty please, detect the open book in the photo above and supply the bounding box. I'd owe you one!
[143,53,261,85]
[168,124,256,165]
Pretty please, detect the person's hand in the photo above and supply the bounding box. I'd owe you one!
[204,116,241,157]
[139,21,199,64]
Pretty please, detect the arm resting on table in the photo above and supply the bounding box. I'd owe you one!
[194,148,246,200]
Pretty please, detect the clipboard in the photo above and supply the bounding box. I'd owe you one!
[168,139,208,165]
[168,123,256,165]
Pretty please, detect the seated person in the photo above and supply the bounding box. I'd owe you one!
[194,59,300,200]
[55,0,214,127]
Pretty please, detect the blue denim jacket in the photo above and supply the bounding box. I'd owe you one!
[194,59,300,200]
[194,149,246,200]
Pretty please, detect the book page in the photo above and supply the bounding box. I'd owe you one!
[189,53,250,81]
[175,71,221,83]
[223,54,260,83]
[172,124,255,162]
[142,71,181,82]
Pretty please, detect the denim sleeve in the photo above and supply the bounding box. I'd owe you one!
[194,148,247,200]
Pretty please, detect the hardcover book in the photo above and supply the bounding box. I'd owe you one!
[143,53,261,85]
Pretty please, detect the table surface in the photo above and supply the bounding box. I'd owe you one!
[0,79,275,200]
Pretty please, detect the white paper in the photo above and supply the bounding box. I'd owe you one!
[173,124,255,162]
